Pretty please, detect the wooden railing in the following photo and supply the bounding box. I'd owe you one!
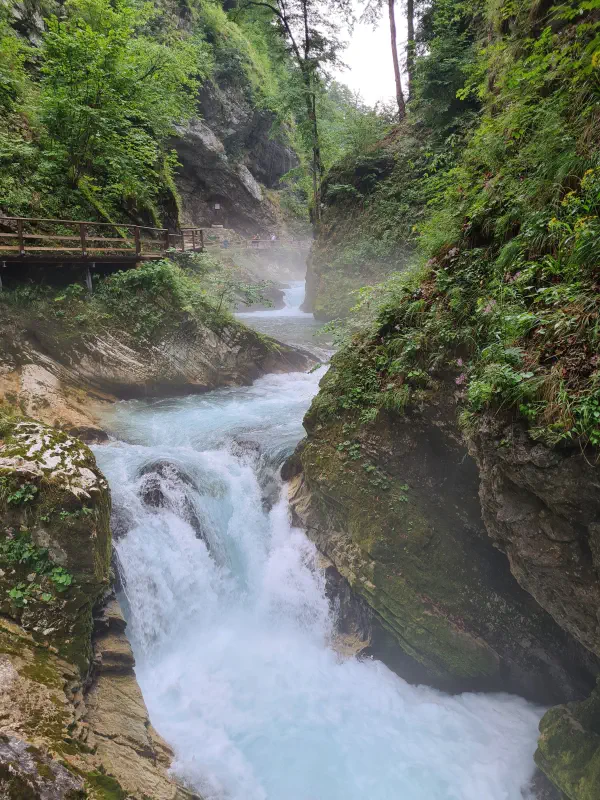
[0,216,302,264]
[0,217,206,262]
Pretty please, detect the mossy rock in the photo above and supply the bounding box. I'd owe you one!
[536,682,600,799]
[291,370,598,702]
[0,416,111,673]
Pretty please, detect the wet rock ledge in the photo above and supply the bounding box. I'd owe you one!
[0,414,199,799]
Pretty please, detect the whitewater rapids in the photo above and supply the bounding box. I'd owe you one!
[94,281,544,800]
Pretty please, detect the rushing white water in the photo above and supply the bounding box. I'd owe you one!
[94,283,544,800]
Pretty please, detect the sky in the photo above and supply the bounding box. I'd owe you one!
[333,1,408,107]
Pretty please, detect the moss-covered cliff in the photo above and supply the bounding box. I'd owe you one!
[0,410,196,798]
[287,344,599,702]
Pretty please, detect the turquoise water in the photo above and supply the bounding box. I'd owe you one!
[94,286,543,800]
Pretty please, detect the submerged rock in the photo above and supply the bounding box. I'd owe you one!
[138,459,208,543]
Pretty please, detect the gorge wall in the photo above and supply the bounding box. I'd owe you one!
[0,415,199,799]
[290,0,600,795]
[286,333,600,800]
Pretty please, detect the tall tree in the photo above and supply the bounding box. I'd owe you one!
[387,0,405,118]
[363,0,405,118]
[406,0,415,98]
[239,0,350,225]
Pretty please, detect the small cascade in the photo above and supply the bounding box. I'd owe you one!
[95,360,544,800]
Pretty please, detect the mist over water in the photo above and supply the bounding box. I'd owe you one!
[237,280,332,359]
[95,283,544,800]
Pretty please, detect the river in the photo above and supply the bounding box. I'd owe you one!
[94,281,544,800]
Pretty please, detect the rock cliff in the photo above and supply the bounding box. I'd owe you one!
[175,79,298,236]
[0,415,196,798]
[286,337,600,797]
[287,365,599,703]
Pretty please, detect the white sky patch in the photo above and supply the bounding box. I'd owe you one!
[334,0,408,107]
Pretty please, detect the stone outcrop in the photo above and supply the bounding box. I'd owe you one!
[535,679,600,800]
[468,417,600,662]
[175,79,298,236]
[286,366,599,704]
[0,310,312,439]
[287,339,600,797]
[0,415,197,799]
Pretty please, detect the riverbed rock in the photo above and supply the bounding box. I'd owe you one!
[0,305,312,436]
[536,680,600,799]
[287,364,599,703]
[138,459,208,542]
[0,414,200,799]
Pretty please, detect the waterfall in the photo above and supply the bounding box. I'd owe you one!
[94,298,544,800]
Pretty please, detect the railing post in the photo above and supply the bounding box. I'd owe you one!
[200,229,204,253]
[17,219,24,256]
[164,229,169,254]
[84,263,94,294]
[191,229,196,252]
[79,223,87,258]
[134,226,141,257]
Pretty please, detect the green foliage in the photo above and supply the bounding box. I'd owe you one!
[39,0,209,216]
[0,255,269,347]
[0,531,74,607]
[6,482,38,505]
[313,0,600,448]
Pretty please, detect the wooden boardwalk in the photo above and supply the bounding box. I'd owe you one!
[0,216,206,263]
[0,216,302,265]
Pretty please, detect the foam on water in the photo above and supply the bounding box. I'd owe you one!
[95,289,544,800]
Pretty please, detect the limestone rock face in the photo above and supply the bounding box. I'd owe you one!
[0,734,84,798]
[0,416,198,799]
[174,79,298,236]
[287,372,599,703]
[468,417,600,661]
[0,418,111,671]
[0,311,311,438]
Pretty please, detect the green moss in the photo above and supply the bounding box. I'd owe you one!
[299,420,501,681]
[536,683,600,799]
[19,651,62,688]
[82,770,127,800]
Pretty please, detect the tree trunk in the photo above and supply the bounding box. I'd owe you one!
[406,0,415,99]
[388,0,405,119]
[304,72,322,225]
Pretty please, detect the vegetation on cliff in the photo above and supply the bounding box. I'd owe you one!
[0,256,272,343]
[311,0,600,448]
[1,0,386,228]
